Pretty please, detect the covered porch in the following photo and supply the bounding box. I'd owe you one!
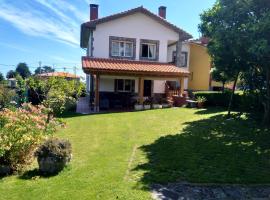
[82,57,189,112]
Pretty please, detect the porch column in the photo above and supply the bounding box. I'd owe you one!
[179,77,185,95]
[138,77,144,104]
[94,74,100,112]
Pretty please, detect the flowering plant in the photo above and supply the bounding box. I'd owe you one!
[0,103,65,171]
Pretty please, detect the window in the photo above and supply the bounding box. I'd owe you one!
[141,43,156,59]
[140,39,159,61]
[115,79,135,92]
[111,41,133,57]
[109,36,136,59]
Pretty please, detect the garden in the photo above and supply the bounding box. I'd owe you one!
[0,70,85,178]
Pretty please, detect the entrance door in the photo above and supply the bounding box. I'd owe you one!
[144,80,152,97]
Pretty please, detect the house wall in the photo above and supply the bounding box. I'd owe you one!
[167,43,190,90]
[91,12,179,62]
[99,76,182,94]
[188,43,211,91]
[100,75,139,93]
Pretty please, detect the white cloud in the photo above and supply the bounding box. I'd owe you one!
[0,2,80,46]
[0,41,31,53]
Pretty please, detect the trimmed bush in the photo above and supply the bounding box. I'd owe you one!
[35,138,72,175]
[0,103,64,172]
[193,91,263,112]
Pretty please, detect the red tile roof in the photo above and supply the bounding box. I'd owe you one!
[38,72,80,79]
[82,57,189,77]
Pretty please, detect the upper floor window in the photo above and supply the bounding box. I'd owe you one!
[141,43,156,59]
[140,39,159,61]
[111,41,133,57]
[109,36,136,59]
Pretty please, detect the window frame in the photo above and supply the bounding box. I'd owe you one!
[140,39,159,61]
[109,36,136,60]
[115,79,135,93]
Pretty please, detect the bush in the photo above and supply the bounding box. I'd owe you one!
[0,103,64,172]
[0,85,17,110]
[35,138,72,175]
[193,91,263,112]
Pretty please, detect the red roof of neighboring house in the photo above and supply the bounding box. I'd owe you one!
[189,37,210,47]
[82,57,189,78]
[38,72,80,79]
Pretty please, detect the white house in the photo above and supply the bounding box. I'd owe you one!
[80,4,192,111]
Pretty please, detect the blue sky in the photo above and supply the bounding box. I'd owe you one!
[0,0,216,78]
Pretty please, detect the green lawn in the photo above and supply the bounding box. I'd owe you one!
[0,108,270,200]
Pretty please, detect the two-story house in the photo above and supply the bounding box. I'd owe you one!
[80,4,192,111]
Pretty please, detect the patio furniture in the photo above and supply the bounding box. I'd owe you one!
[186,100,198,108]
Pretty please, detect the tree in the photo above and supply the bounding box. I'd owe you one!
[27,77,84,120]
[34,66,55,75]
[199,0,252,117]
[6,70,17,79]
[246,0,270,125]
[15,63,31,79]
[211,68,232,92]
[0,84,16,109]
[0,72,4,82]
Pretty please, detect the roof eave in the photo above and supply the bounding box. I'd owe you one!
[80,6,193,45]
[83,68,189,78]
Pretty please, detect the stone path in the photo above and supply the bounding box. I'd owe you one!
[151,182,270,200]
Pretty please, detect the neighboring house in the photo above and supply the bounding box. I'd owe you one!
[7,78,17,88]
[81,5,192,111]
[37,72,80,81]
[185,38,226,91]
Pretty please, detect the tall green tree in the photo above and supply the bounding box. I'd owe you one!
[0,72,4,82]
[211,68,233,92]
[199,0,252,117]
[247,0,270,125]
[15,63,31,79]
[6,70,17,79]
[34,66,55,75]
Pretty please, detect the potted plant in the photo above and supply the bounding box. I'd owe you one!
[196,96,207,108]
[161,98,170,108]
[152,97,162,109]
[134,100,143,111]
[143,98,152,110]
[35,138,72,175]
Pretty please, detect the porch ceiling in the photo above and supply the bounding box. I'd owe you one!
[82,57,190,78]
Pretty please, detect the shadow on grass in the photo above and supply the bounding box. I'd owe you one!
[194,107,227,115]
[19,168,65,180]
[134,114,270,189]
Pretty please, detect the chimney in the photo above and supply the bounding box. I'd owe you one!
[158,6,166,19]
[90,4,99,20]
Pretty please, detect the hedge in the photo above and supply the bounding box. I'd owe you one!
[193,91,262,112]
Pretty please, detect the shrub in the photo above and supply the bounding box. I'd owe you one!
[35,138,72,175]
[0,103,64,172]
[0,85,17,110]
[193,91,263,112]
[196,96,207,103]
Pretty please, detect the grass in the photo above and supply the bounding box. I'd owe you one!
[0,108,270,200]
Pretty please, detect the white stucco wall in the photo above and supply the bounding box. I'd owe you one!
[167,44,176,63]
[98,76,182,94]
[100,76,139,93]
[153,80,166,93]
[92,13,179,62]
[182,42,190,90]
